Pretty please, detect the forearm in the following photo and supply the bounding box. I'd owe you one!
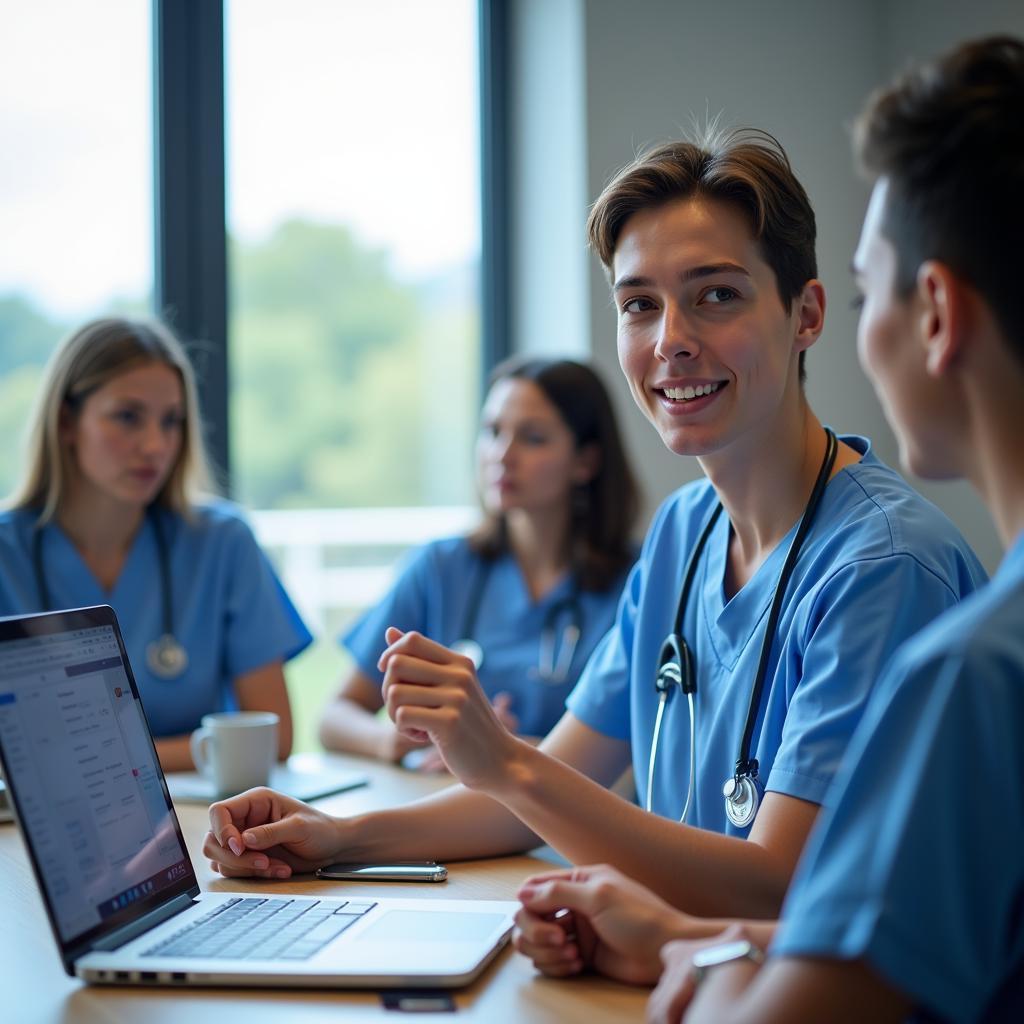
[684,956,910,1024]
[319,698,393,760]
[235,662,293,760]
[665,917,779,946]
[685,956,763,1024]
[346,782,542,862]
[490,743,792,917]
[154,734,195,772]
[269,706,293,760]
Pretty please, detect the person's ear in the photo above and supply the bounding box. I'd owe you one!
[572,442,601,485]
[917,261,967,377]
[57,400,76,445]
[793,279,826,355]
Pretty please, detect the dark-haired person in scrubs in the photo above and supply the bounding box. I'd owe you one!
[517,35,1024,1024]
[204,127,985,928]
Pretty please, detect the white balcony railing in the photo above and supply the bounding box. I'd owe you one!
[250,506,478,635]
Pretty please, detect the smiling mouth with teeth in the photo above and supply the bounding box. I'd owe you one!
[661,382,724,402]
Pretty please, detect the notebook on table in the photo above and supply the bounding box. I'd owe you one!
[0,605,517,989]
[166,751,368,804]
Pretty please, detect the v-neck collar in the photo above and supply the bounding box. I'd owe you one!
[45,517,153,603]
[697,434,866,670]
[700,509,787,670]
[492,551,574,612]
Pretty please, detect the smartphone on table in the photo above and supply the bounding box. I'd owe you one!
[315,861,448,882]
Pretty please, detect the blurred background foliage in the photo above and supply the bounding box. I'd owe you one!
[0,219,479,511]
[0,221,479,753]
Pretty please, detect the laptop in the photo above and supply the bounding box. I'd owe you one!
[0,605,517,989]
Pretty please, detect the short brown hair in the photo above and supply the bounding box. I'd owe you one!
[587,128,818,381]
[854,35,1024,368]
[7,316,215,523]
[469,356,639,592]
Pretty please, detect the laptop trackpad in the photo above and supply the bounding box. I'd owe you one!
[359,911,507,944]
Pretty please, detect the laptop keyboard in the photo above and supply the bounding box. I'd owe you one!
[142,896,377,961]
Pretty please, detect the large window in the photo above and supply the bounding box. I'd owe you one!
[225,1,484,746]
[225,0,481,512]
[0,1,489,752]
[0,0,152,497]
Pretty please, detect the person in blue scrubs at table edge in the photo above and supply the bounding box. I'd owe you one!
[203,126,984,923]
[516,35,1024,1024]
[318,356,639,770]
[0,317,312,771]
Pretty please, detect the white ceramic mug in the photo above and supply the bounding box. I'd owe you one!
[189,711,279,796]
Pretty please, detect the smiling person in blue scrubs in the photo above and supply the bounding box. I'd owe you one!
[203,130,983,924]
[318,356,639,768]
[515,36,1024,1024]
[0,317,312,771]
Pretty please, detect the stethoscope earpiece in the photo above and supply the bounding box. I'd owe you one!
[451,638,484,670]
[656,633,696,696]
[655,635,683,694]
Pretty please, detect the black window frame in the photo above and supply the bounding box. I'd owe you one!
[153,0,509,493]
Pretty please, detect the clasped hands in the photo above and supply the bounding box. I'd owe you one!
[378,626,525,790]
[514,863,763,1023]
[201,629,749,1021]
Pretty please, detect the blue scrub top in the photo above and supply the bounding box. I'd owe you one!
[342,535,632,737]
[774,531,1024,1023]
[567,435,988,836]
[0,502,312,738]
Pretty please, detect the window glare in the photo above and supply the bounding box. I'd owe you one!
[0,0,152,320]
[0,0,151,499]
[226,0,482,512]
[226,0,480,277]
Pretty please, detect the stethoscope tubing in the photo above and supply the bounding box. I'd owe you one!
[456,552,584,685]
[650,428,838,823]
[647,687,696,822]
[31,505,186,677]
[734,427,838,776]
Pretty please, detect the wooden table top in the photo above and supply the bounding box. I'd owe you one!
[0,752,648,1023]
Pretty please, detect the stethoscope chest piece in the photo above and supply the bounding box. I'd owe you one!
[456,557,584,685]
[723,773,761,828]
[146,634,189,679]
[34,507,190,682]
[451,638,484,671]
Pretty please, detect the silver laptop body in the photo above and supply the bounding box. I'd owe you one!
[0,605,516,988]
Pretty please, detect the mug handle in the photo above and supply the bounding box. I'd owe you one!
[190,727,214,778]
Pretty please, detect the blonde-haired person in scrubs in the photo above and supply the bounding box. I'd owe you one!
[0,317,311,770]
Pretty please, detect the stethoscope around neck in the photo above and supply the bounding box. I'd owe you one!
[451,556,583,685]
[32,506,189,679]
[648,427,838,830]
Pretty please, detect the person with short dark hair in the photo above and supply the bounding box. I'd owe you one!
[318,356,638,767]
[202,129,983,929]
[514,35,1024,1024]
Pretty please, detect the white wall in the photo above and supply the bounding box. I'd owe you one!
[509,0,1024,572]
[508,0,589,358]
[870,2,1024,572]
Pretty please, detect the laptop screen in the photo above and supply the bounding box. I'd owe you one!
[0,607,197,958]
